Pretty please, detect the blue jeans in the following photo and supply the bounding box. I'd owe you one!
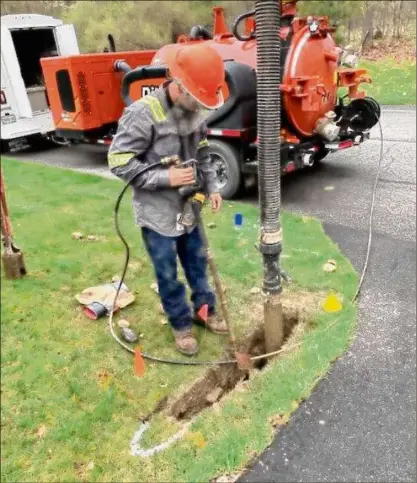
[141,226,216,331]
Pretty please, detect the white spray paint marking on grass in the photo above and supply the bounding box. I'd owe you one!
[130,419,195,457]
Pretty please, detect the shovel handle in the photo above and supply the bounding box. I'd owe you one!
[198,218,237,347]
[0,168,13,238]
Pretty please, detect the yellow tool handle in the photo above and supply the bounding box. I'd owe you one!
[193,193,206,204]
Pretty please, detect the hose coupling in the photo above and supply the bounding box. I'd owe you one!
[258,241,282,256]
[259,228,283,294]
[262,254,283,295]
[260,229,283,246]
[113,60,132,74]
[160,155,180,166]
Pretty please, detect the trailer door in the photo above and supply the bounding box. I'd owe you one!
[54,24,79,56]
[1,26,32,118]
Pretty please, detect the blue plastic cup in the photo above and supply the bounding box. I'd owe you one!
[234,213,243,228]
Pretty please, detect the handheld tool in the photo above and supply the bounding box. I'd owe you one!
[177,159,205,227]
[197,217,252,371]
[177,160,252,370]
[1,168,27,280]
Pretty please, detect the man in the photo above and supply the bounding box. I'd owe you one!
[108,43,228,356]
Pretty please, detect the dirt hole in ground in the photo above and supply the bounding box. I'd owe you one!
[145,291,323,423]
[168,311,298,421]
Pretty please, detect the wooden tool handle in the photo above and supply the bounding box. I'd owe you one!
[0,168,13,237]
[198,218,237,347]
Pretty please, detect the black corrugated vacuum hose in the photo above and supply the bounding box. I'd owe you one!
[255,0,283,352]
[256,0,281,238]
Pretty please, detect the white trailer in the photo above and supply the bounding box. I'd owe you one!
[1,14,79,152]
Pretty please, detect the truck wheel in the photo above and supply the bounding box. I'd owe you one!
[310,146,329,170]
[209,139,242,199]
[1,140,10,154]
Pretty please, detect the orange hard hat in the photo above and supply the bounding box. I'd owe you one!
[167,43,225,110]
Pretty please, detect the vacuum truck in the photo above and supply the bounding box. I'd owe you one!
[39,1,380,198]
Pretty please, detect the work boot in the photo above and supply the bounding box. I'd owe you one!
[172,329,199,356]
[194,311,229,335]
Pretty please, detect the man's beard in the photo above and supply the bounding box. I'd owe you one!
[168,102,211,136]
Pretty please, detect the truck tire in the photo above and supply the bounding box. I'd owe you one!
[310,146,329,169]
[1,140,10,154]
[208,139,242,199]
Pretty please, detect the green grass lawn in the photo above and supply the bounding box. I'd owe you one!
[341,58,416,105]
[1,158,358,482]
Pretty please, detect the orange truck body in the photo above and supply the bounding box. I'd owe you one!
[41,50,160,136]
[38,1,381,200]
[40,2,368,142]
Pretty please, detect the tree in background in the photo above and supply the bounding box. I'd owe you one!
[298,0,415,49]
[59,1,218,52]
[0,0,74,17]
[298,0,362,44]
[1,0,415,55]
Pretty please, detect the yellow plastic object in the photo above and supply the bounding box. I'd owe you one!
[323,294,343,313]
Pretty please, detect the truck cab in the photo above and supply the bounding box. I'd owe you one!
[1,14,79,152]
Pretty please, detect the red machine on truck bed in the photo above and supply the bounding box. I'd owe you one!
[40,0,381,198]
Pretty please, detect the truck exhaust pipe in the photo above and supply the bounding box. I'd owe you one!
[108,34,116,52]
[255,0,284,353]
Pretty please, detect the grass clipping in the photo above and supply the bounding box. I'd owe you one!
[1,159,358,483]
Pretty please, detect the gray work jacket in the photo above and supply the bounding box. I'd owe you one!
[108,84,218,237]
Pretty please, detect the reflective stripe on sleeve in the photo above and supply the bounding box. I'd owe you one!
[198,139,209,148]
[108,152,135,168]
[139,97,167,123]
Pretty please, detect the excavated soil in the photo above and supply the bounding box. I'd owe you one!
[138,291,323,424]
[168,321,294,421]
[163,290,323,421]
